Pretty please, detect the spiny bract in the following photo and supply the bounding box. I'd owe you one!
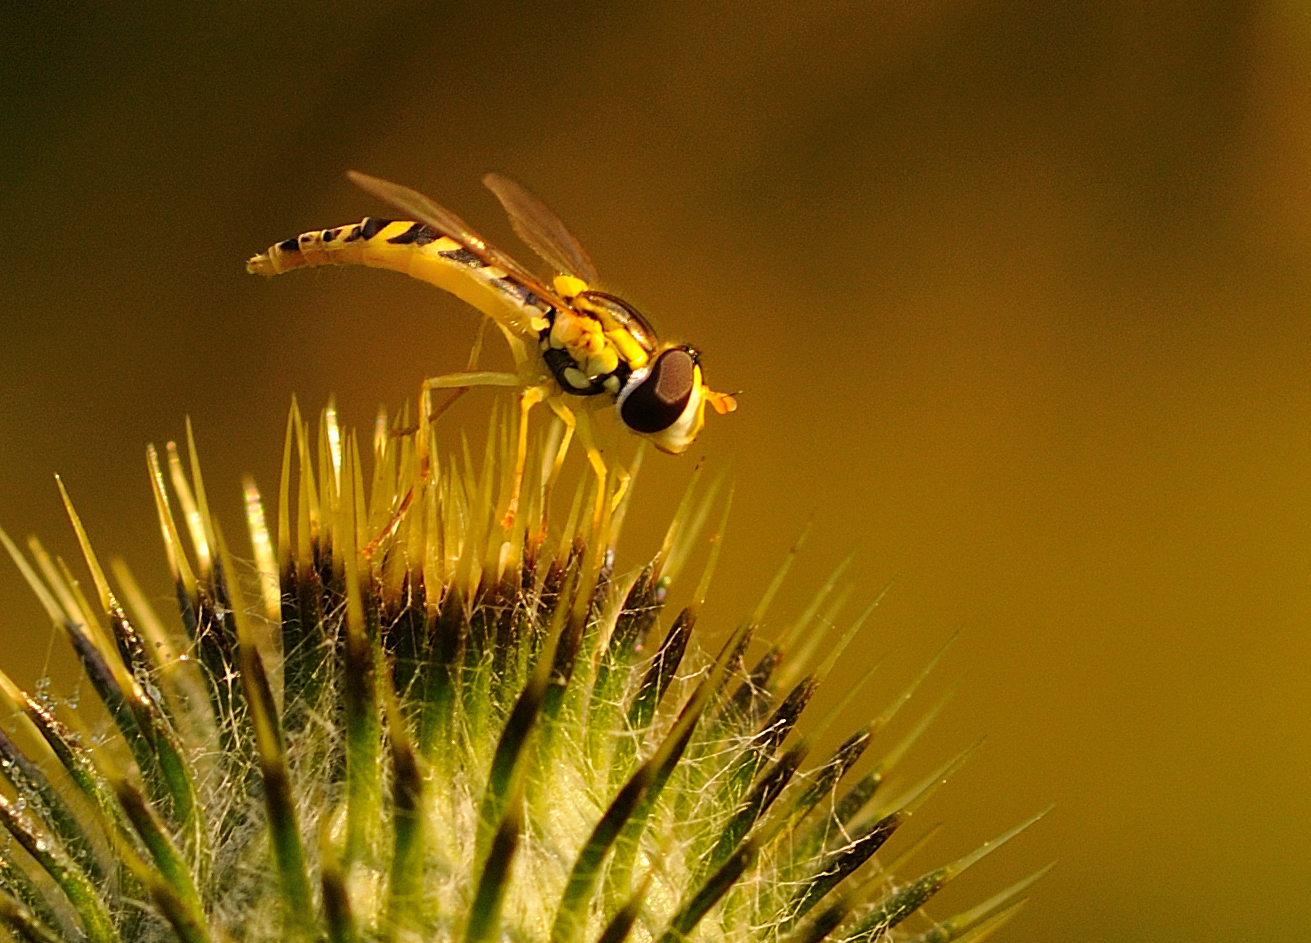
[0,400,1046,943]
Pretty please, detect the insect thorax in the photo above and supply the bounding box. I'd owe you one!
[538,309,634,398]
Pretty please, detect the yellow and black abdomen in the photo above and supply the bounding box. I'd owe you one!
[246,217,446,275]
[247,217,546,343]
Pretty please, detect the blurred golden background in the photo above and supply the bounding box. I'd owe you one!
[3,2,1311,940]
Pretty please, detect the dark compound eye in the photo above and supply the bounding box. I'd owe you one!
[619,348,697,433]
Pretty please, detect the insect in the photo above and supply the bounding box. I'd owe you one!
[247,171,736,539]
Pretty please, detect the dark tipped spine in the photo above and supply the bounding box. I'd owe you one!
[779,813,904,934]
[0,796,117,943]
[611,606,694,787]
[657,839,759,943]
[322,862,358,943]
[465,796,522,943]
[0,891,64,943]
[0,725,104,884]
[237,610,315,939]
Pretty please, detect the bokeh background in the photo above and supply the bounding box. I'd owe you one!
[4,2,1311,940]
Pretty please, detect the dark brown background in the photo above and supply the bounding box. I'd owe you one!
[4,3,1311,940]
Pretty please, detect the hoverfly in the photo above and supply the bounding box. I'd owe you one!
[247,172,736,539]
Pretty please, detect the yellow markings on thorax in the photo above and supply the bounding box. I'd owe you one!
[606,330,648,370]
[547,273,649,375]
[552,274,589,300]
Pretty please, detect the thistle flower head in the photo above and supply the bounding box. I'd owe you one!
[0,399,1046,943]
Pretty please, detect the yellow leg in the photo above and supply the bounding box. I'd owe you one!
[541,400,578,532]
[466,315,490,371]
[416,371,520,476]
[424,385,470,428]
[369,313,517,559]
[610,465,631,514]
[575,411,609,537]
[394,318,494,436]
[414,371,520,483]
[419,317,495,432]
[504,385,550,530]
[365,370,525,560]
[424,371,522,390]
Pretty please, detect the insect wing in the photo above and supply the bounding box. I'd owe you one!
[347,171,560,300]
[483,173,600,284]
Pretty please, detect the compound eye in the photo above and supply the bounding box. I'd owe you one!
[619,348,697,433]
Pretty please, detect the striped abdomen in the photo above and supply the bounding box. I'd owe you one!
[246,217,549,342]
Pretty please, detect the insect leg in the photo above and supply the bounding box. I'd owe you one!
[574,410,610,536]
[540,400,579,535]
[467,314,491,370]
[414,370,521,485]
[609,464,632,514]
[503,384,551,530]
[417,315,494,428]
[390,317,496,437]
[364,370,525,561]
[424,371,522,389]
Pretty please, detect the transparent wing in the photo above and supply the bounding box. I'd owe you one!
[347,171,562,301]
[483,172,601,285]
